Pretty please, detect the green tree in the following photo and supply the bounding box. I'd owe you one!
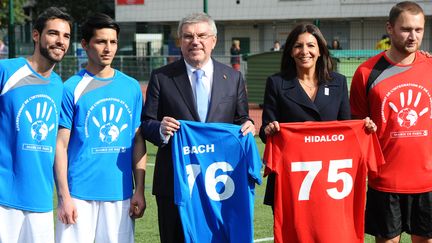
[0,0,28,29]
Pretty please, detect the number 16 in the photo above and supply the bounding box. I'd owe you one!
[186,162,235,201]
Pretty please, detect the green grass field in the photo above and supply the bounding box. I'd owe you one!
[133,137,410,243]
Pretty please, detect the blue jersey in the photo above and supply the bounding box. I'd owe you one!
[172,120,262,243]
[0,57,63,212]
[60,69,142,200]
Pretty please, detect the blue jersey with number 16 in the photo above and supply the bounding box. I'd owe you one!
[172,120,262,243]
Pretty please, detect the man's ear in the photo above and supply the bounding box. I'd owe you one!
[385,21,393,36]
[32,29,40,44]
[81,39,88,50]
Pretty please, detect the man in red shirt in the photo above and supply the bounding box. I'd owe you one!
[350,2,432,243]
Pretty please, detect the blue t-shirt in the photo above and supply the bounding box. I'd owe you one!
[0,57,63,212]
[60,69,142,200]
[172,120,262,243]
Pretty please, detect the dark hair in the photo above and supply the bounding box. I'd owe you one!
[81,13,120,43]
[280,23,333,83]
[331,39,341,49]
[389,1,424,26]
[33,7,72,35]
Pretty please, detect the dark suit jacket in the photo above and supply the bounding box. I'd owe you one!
[259,71,351,143]
[141,58,251,197]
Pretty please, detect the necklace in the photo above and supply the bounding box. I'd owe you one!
[299,80,317,91]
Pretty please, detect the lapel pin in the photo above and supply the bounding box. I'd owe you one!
[223,74,227,80]
[324,87,329,96]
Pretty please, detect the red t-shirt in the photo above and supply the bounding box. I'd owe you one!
[264,120,384,243]
[350,52,432,193]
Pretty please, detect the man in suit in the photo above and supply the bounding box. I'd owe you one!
[141,12,255,243]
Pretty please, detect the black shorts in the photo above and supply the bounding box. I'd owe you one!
[365,187,432,239]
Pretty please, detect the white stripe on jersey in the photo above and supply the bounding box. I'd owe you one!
[74,72,94,104]
[1,65,32,95]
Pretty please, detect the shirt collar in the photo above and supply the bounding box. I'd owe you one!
[184,58,214,78]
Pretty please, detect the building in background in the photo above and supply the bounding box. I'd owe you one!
[6,0,431,85]
[115,0,431,58]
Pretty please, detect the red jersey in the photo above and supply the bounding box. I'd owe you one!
[350,52,432,193]
[264,120,384,243]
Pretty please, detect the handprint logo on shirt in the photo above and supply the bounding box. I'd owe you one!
[92,104,128,144]
[26,102,55,142]
[389,89,429,128]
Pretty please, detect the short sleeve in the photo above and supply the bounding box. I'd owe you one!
[362,132,385,172]
[59,85,75,130]
[172,120,190,206]
[244,133,262,185]
[263,132,283,177]
[133,82,143,131]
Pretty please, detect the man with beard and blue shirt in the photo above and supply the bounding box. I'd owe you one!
[0,7,72,243]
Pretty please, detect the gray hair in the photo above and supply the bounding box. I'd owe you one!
[177,13,217,38]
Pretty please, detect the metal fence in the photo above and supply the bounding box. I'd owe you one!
[53,55,248,82]
[1,52,375,85]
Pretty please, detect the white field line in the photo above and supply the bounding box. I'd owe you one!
[254,237,274,242]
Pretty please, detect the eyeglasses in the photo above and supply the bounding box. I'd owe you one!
[181,33,215,42]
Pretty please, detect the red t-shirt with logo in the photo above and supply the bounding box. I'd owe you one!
[264,120,384,243]
[350,52,432,193]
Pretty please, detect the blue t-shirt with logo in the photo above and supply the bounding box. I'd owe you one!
[0,57,63,212]
[60,69,142,200]
[172,120,262,243]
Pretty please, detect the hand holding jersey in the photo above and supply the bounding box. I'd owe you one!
[172,121,262,243]
[264,117,377,136]
[141,13,254,243]
[264,120,385,243]
[161,116,255,142]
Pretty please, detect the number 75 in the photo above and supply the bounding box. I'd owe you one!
[291,159,353,201]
